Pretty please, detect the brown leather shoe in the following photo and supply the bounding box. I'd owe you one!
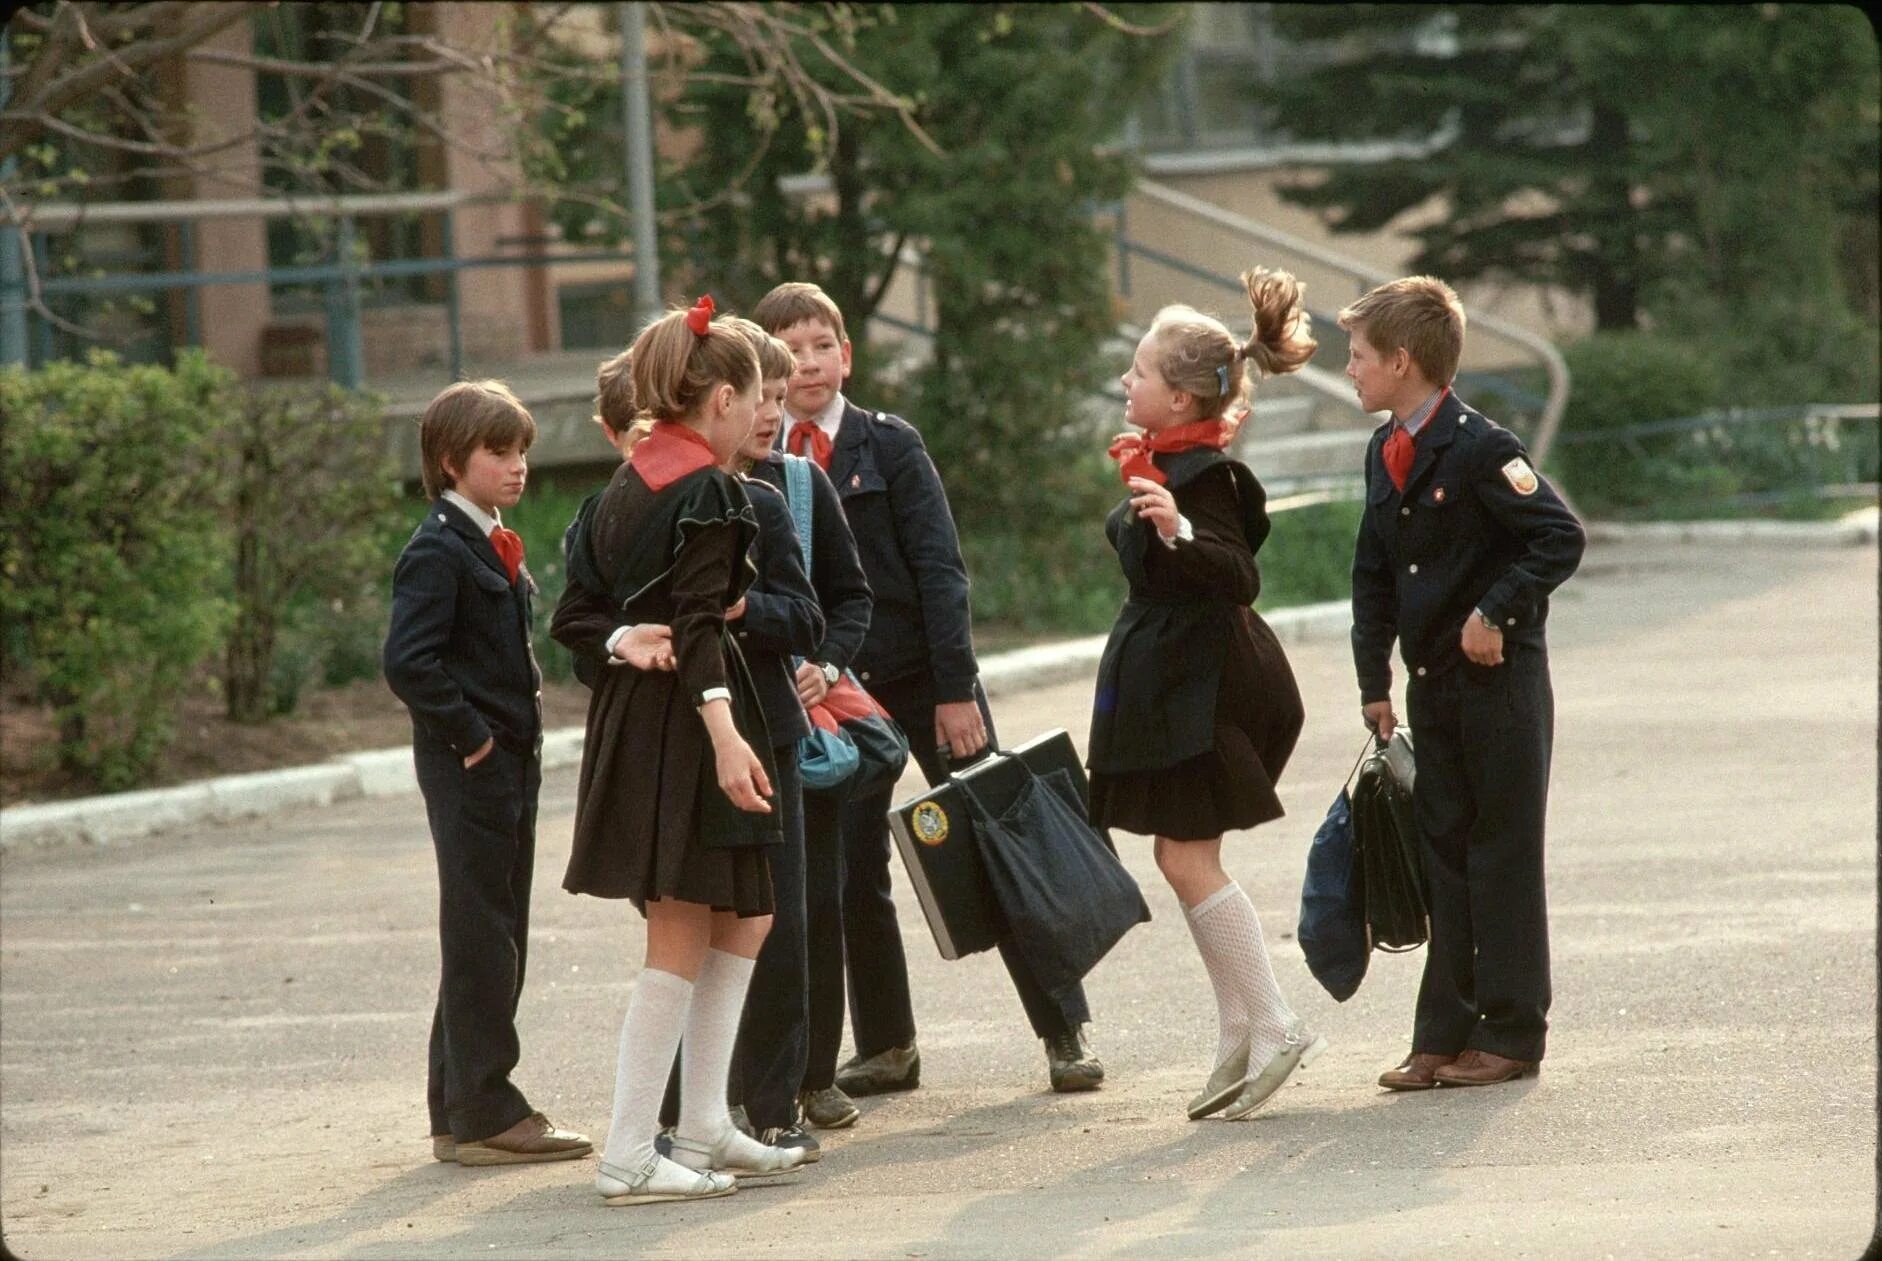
[1431,1049,1537,1087]
[455,1113,593,1166]
[1378,1052,1456,1091]
[431,1133,456,1162]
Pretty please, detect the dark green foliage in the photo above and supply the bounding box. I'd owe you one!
[530,2,1181,559]
[1553,330,1878,518]
[0,351,234,788]
[1264,6,1879,336]
[223,384,407,721]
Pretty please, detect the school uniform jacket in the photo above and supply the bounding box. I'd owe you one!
[746,451,873,675]
[383,498,543,757]
[734,477,824,748]
[1351,393,1586,704]
[821,402,978,700]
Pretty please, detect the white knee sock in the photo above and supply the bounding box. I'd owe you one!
[677,948,772,1162]
[600,967,694,1173]
[1185,881,1296,1069]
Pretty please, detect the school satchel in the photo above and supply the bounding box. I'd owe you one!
[780,452,909,795]
[1351,728,1430,952]
[1297,743,1371,1001]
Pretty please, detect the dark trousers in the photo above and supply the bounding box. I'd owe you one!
[660,749,805,1131]
[801,779,852,1092]
[1405,644,1554,1064]
[841,675,1091,1054]
[415,736,540,1142]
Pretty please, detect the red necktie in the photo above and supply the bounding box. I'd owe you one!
[787,420,833,470]
[490,526,524,583]
[1383,425,1415,492]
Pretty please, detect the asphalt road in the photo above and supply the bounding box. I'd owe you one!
[1,536,1875,1261]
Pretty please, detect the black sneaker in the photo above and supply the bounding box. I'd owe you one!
[833,1043,921,1097]
[757,1123,822,1163]
[798,1085,861,1129]
[1045,1025,1104,1093]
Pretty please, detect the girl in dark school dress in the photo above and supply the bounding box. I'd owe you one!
[1087,268,1325,1123]
[552,297,807,1206]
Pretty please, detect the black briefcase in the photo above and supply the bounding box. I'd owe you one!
[1352,729,1430,952]
[888,729,1091,961]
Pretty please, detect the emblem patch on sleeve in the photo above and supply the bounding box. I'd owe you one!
[1501,457,1539,496]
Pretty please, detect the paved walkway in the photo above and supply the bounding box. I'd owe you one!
[1,536,1875,1260]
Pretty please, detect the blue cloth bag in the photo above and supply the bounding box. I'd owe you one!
[1298,786,1369,1002]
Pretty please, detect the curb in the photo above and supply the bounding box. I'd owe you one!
[1584,507,1878,547]
[1,600,1355,852]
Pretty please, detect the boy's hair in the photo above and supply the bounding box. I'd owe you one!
[722,315,795,380]
[594,346,637,436]
[751,281,847,344]
[630,303,760,421]
[419,379,536,499]
[1336,276,1466,388]
[1148,266,1317,431]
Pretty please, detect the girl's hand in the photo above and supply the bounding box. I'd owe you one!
[613,623,675,671]
[714,734,774,813]
[1126,476,1180,540]
[725,596,747,622]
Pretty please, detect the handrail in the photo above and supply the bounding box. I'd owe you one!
[1132,178,1571,467]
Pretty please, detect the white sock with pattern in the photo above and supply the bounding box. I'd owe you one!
[1185,880,1296,1070]
[600,967,694,1177]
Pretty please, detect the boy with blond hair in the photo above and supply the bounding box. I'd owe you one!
[1341,278,1584,1091]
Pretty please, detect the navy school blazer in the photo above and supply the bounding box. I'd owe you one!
[745,450,873,676]
[792,402,978,700]
[1350,393,1585,703]
[735,477,825,749]
[383,497,543,758]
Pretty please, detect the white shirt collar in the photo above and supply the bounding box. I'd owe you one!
[442,490,499,536]
[787,391,847,442]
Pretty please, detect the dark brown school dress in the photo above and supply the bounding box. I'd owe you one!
[1086,448,1305,841]
[551,458,782,914]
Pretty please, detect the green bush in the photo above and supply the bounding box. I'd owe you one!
[0,351,234,789]
[1553,331,1729,515]
[224,384,406,721]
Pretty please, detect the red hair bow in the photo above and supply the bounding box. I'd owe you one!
[684,294,715,336]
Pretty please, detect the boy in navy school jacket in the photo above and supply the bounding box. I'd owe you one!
[753,282,1107,1100]
[383,380,591,1167]
[1341,278,1584,1092]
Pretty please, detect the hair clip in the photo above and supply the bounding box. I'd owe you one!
[684,294,716,337]
[1215,362,1231,395]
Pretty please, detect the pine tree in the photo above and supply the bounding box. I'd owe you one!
[1260,5,1878,335]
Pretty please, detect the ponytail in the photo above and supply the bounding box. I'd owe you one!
[629,295,761,422]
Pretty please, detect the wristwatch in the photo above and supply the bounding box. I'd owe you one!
[816,661,840,686]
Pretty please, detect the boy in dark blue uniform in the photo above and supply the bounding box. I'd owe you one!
[1341,278,1585,1090]
[383,381,591,1165]
[753,282,1105,1098]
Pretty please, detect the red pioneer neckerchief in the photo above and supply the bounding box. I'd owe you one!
[631,420,718,492]
[1107,418,1233,486]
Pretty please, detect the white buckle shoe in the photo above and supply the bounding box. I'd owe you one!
[596,1153,736,1206]
[670,1127,808,1180]
[1219,1019,1327,1121]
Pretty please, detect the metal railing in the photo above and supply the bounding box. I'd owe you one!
[1,192,636,389]
[1122,179,1571,466]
